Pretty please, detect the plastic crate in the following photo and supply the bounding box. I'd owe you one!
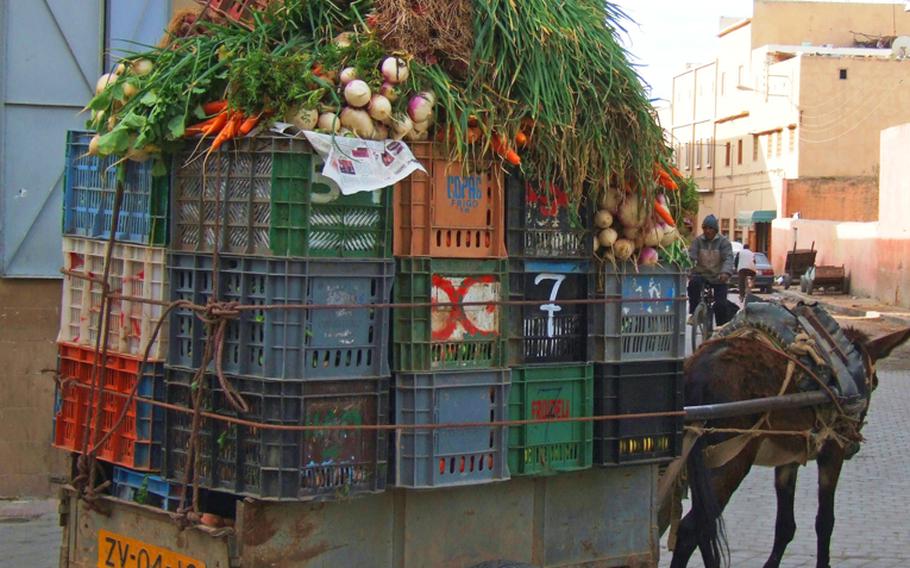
[111,466,184,511]
[591,263,686,362]
[168,254,393,380]
[53,342,165,471]
[505,172,590,258]
[394,257,508,372]
[594,360,684,466]
[62,130,169,246]
[507,259,593,365]
[163,367,388,500]
[172,135,392,258]
[58,237,168,360]
[393,142,506,258]
[508,364,593,476]
[393,369,510,488]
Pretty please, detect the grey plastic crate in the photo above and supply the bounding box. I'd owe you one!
[164,367,389,500]
[393,369,510,488]
[168,254,393,380]
[591,264,686,362]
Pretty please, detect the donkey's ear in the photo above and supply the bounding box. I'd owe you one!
[866,327,910,362]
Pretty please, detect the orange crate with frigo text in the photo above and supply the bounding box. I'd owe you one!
[393,142,507,258]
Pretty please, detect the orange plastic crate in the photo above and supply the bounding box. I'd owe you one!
[393,142,506,258]
[52,343,164,471]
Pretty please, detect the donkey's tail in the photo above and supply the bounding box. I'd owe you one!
[687,435,730,568]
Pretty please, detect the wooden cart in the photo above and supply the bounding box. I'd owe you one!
[782,241,817,290]
[801,265,849,295]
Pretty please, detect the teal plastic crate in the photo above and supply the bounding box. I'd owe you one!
[508,363,593,476]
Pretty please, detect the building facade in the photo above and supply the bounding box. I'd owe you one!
[669,0,910,257]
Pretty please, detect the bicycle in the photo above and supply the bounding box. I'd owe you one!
[689,285,715,352]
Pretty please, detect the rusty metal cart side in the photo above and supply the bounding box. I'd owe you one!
[782,241,817,290]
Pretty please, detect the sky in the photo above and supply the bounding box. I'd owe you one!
[613,1,754,105]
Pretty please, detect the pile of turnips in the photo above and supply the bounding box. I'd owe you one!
[595,189,681,266]
[284,47,436,142]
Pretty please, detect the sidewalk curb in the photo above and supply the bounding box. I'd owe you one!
[777,290,910,326]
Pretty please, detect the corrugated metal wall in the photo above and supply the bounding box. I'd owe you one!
[0,0,170,277]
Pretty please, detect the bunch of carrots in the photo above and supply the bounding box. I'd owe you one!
[435,117,532,167]
[184,100,264,155]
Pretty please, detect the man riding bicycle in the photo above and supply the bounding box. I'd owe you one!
[687,214,735,326]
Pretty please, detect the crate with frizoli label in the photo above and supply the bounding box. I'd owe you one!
[393,142,507,259]
[393,257,508,372]
[507,258,593,365]
[508,363,593,476]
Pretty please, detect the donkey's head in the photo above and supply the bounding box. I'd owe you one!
[844,326,910,393]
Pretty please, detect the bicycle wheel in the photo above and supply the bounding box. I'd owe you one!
[690,303,706,352]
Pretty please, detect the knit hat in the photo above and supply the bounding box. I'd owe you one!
[702,214,719,230]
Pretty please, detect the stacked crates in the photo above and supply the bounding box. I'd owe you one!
[54,131,170,472]
[391,142,510,488]
[162,135,393,500]
[504,173,595,476]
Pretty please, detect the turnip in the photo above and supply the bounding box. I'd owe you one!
[660,226,680,247]
[417,91,437,106]
[593,234,601,253]
[622,226,640,241]
[599,187,622,213]
[131,58,154,77]
[340,107,374,138]
[642,224,662,248]
[373,122,390,140]
[344,80,371,108]
[122,81,139,100]
[618,193,645,228]
[405,128,428,142]
[390,114,413,140]
[95,73,115,95]
[412,118,431,134]
[285,105,318,131]
[407,93,434,123]
[113,62,127,76]
[339,67,358,86]
[594,210,613,229]
[380,82,399,102]
[334,32,353,49]
[598,228,618,248]
[317,112,341,133]
[368,94,392,123]
[613,239,635,261]
[381,57,409,84]
[638,247,659,266]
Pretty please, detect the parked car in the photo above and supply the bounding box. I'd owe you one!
[731,245,775,294]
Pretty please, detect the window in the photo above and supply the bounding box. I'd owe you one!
[696,139,702,169]
[737,139,743,165]
[737,65,744,86]
[839,68,848,80]
[725,142,731,166]
[734,225,744,244]
[721,72,726,95]
[752,135,759,161]
[789,127,796,152]
[766,134,773,158]
[721,218,731,238]
[684,143,691,170]
[775,131,782,157]
[706,137,713,169]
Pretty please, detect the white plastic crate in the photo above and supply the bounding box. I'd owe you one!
[59,237,168,360]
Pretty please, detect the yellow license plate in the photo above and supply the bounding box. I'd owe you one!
[98,529,206,568]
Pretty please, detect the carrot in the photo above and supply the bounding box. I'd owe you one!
[184,115,221,136]
[208,113,242,155]
[669,165,683,178]
[515,131,529,147]
[490,134,521,166]
[466,127,481,144]
[654,199,676,226]
[202,100,228,115]
[202,111,229,136]
[238,114,261,136]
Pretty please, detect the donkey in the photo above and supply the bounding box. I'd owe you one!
[669,302,910,568]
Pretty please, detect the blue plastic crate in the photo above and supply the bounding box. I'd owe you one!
[393,369,510,488]
[112,466,184,511]
[592,264,687,362]
[62,130,169,245]
[168,254,393,380]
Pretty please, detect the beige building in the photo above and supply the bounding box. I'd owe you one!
[669,0,910,256]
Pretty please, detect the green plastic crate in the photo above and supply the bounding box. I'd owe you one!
[508,363,593,476]
[394,258,508,372]
[172,135,392,259]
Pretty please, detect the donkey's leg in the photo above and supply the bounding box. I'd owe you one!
[762,463,799,568]
[671,442,760,568]
[816,440,845,568]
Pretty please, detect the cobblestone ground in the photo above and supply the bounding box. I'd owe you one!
[0,500,60,568]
